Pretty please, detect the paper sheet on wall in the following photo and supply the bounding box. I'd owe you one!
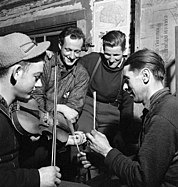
[140,0,178,63]
[93,0,131,55]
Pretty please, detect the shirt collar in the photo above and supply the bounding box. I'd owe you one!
[0,95,9,116]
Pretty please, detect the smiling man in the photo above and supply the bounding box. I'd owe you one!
[34,26,89,126]
[77,30,134,151]
[79,48,178,187]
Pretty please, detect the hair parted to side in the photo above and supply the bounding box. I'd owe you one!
[125,48,165,81]
[58,26,85,46]
[102,30,126,51]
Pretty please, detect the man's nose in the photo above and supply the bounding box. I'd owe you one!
[69,51,76,60]
[109,56,115,63]
[35,79,42,88]
[123,82,128,91]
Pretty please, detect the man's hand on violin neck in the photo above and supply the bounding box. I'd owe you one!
[66,131,87,146]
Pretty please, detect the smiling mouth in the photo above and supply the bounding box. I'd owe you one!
[126,90,134,97]
[130,92,135,97]
[29,90,34,96]
[66,57,77,64]
[108,61,115,66]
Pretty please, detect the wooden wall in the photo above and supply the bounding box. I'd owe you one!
[0,0,92,43]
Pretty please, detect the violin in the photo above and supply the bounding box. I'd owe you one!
[10,98,71,143]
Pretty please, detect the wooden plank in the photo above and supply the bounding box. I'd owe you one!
[135,0,141,51]
[0,9,85,36]
[175,26,178,96]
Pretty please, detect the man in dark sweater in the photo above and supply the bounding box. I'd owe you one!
[77,30,134,151]
[79,48,178,187]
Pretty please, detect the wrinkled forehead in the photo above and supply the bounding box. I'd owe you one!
[123,65,130,75]
[25,60,44,73]
[104,45,123,54]
[124,65,141,79]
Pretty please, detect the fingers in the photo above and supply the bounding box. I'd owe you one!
[55,178,61,186]
[55,167,61,186]
[83,162,92,169]
[55,166,60,172]
[86,132,95,143]
[78,151,86,156]
[56,171,61,179]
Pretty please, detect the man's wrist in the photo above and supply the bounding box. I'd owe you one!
[103,147,113,157]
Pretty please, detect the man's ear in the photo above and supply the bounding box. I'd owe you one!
[141,68,150,84]
[10,65,22,86]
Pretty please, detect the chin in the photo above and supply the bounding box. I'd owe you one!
[109,63,118,68]
[66,63,74,67]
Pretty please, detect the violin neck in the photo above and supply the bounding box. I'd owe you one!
[19,105,40,119]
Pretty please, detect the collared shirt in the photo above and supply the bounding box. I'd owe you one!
[105,87,178,187]
[34,52,89,113]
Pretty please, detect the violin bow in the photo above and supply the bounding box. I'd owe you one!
[93,91,96,130]
[51,53,58,166]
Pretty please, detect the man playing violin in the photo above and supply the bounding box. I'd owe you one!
[0,32,61,187]
[0,32,89,187]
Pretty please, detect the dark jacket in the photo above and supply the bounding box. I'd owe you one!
[0,96,39,187]
[34,52,89,114]
[104,88,178,187]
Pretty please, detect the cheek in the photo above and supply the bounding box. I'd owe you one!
[62,49,71,57]
[114,56,122,62]
[75,53,80,58]
[22,75,35,88]
[104,54,110,60]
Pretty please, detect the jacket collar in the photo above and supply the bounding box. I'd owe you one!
[143,87,170,111]
[0,95,10,117]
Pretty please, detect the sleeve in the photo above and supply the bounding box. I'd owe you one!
[78,52,99,77]
[33,54,55,111]
[65,64,90,113]
[105,115,176,187]
[0,168,40,187]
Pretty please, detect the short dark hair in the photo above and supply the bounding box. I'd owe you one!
[102,30,126,51]
[58,26,85,46]
[0,66,9,78]
[125,48,165,81]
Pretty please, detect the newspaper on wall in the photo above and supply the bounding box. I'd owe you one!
[93,0,131,55]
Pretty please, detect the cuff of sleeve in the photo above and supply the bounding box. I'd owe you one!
[104,148,122,169]
[27,169,40,187]
[57,140,67,147]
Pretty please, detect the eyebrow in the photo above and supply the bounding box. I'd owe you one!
[65,47,81,52]
[104,53,121,56]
